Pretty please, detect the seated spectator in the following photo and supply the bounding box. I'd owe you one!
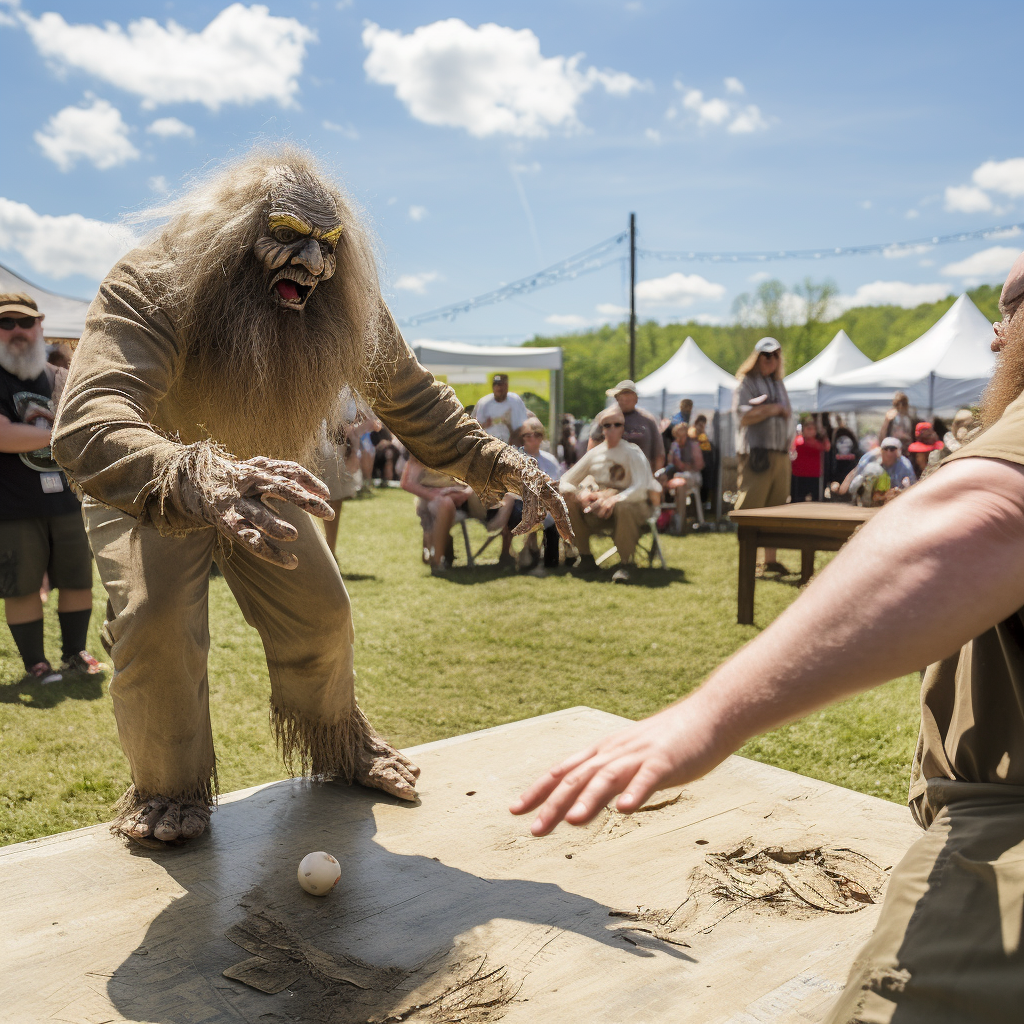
[507,417,562,576]
[370,424,402,483]
[689,414,716,506]
[560,406,662,583]
[790,414,830,502]
[906,420,946,478]
[827,422,860,500]
[839,437,916,506]
[663,399,693,454]
[667,422,704,533]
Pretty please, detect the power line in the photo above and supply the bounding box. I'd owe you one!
[398,232,627,328]
[639,222,1024,264]
[400,221,1022,327]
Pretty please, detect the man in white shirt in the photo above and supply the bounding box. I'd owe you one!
[560,406,661,583]
[473,373,529,445]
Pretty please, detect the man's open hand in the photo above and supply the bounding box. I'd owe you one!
[210,456,333,569]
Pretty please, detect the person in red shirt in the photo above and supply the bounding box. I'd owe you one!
[790,414,830,502]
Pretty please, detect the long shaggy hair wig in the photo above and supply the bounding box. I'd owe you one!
[140,147,384,462]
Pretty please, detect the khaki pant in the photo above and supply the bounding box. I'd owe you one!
[567,497,651,564]
[824,783,1024,1023]
[735,449,791,510]
[83,497,356,804]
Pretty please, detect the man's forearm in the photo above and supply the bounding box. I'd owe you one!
[0,422,52,453]
[682,457,1024,756]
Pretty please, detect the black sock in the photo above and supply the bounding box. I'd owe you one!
[58,609,91,660]
[9,619,46,670]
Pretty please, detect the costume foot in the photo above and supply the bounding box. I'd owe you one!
[353,729,421,801]
[119,797,210,842]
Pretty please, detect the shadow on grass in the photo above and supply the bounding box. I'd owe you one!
[435,565,688,588]
[0,670,106,708]
[339,572,378,582]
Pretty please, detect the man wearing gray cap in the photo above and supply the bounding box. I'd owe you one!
[0,293,103,683]
[732,337,792,574]
[588,380,666,473]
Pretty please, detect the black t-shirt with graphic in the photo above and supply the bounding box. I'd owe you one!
[0,365,80,520]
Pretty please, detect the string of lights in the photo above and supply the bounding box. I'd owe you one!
[399,221,1022,327]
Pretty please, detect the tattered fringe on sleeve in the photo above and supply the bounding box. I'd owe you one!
[110,770,217,834]
[271,701,373,782]
[146,438,237,535]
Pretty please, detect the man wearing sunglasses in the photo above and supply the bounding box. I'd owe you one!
[732,337,793,575]
[0,293,102,684]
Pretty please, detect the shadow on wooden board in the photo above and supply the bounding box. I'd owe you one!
[106,782,676,1024]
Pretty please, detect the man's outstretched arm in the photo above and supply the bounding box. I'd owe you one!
[512,455,1024,835]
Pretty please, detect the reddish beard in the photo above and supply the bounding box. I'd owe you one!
[981,313,1024,428]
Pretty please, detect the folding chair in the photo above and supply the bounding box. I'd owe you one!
[594,513,668,570]
[456,512,501,568]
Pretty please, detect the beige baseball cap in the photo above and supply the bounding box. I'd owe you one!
[0,292,43,319]
[606,379,638,396]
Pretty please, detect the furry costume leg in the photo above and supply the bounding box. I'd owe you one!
[217,500,419,798]
[83,498,218,836]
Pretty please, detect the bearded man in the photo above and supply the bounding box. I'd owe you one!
[52,149,568,844]
[513,254,1024,1021]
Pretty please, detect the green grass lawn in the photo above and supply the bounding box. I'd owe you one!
[0,488,921,845]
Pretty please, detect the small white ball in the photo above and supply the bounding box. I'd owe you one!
[297,851,341,896]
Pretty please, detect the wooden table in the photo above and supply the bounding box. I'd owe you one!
[0,707,920,1024]
[729,503,878,624]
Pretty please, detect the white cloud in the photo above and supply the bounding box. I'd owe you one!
[596,303,628,318]
[860,200,872,210]
[748,271,772,283]
[645,128,661,143]
[511,161,541,174]
[635,272,725,307]
[944,184,993,213]
[408,205,428,222]
[17,4,315,111]
[545,313,592,328]
[35,97,139,171]
[0,196,135,279]
[691,312,725,325]
[905,209,920,219]
[834,281,949,311]
[669,81,769,135]
[362,19,643,138]
[148,175,170,194]
[941,246,1019,280]
[394,271,439,294]
[322,119,359,139]
[682,89,729,126]
[972,157,1024,197]
[146,116,194,139]
[882,242,933,259]
[727,104,767,134]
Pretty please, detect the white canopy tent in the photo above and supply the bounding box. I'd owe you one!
[815,295,995,412]
[0,261,93,341]
[784,329,872,411]
[411,339,563,443]
[633,336,736,417]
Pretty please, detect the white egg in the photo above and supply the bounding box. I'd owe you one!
[297,851,341,896]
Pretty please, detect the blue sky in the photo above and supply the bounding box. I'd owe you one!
[2,0,1024,343]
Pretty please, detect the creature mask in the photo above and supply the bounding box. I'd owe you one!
[253,171,344,311]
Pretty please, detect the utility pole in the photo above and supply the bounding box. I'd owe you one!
[629,212,637,381]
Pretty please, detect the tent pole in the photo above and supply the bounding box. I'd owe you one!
[927,371,935,422]
[713,409,723,529]
[661,387,666,419]
[629,212,637,381]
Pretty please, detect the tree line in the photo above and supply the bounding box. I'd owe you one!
[524,281,1001,418]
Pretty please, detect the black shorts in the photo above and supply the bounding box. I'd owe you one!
[790,476,820,503]
[0,513,93,598]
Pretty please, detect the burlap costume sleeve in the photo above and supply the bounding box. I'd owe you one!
[51,258,201,534]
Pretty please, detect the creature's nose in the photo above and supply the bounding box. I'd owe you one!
[291,238,324,276]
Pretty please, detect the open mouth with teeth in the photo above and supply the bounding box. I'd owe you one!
[271,269,318,310]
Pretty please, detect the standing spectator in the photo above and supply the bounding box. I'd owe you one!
[473,373,529,445]
[508,417,562,575]
[790,414,830,502]
[732,337,793,575]
[670,398,694,428]
[588,380,666,473]
[689,414,716,507]
[559,413,579,469]
[0,294,104,682]
[319,399,375,560]
[561,406,661,584]
[880,391,915,449]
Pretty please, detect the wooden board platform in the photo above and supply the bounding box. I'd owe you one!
[0,707,922,1024]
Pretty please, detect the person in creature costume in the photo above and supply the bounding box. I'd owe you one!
[52,148,570,844]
